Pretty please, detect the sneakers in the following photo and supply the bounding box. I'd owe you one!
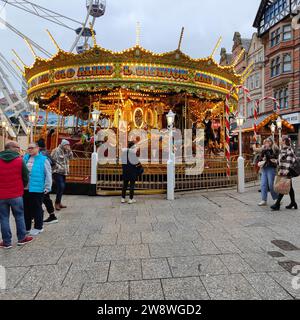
[121,198,126,204]
[0,241,12,249]
[44,215,58,224]
[17,236,34,246]
[128,199,137,204]
[258,201,267,206]
[29,229,44,236]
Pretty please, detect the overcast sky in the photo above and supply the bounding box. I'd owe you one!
[0,0,261,90]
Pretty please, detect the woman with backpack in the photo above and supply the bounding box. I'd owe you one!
[271,136,298,211]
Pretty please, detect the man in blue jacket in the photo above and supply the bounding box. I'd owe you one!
[23,143,52,236]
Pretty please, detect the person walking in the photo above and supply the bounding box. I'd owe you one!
[37,139,58,224]
[258,137,279,206]
[0,142,33,249]
[271,136,298,211]
[23,143,52,236]
[121,141,142,204]
[51,139,73,211]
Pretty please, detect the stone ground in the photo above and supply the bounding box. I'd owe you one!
[1,180,300,300]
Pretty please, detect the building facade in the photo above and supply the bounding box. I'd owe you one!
[253,0,300,147]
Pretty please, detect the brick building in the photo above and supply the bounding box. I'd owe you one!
[253,0,300,147]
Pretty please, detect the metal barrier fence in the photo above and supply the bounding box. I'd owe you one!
[96,157,258,193]
[67,158,91,184]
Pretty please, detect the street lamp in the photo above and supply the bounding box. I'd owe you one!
[236,113,245,193]
[28,113,36,143]
[1,120,7,150]
[276,117,282,146]
[90,109,101,196]
[270,123,276,141]
[167,110,176,201]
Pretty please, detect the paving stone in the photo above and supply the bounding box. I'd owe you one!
[142,258,172,279]
[243,273,292,300]
[152,222,179,232]
[126,244,150,259]
[268,272,300,299]
[162,277,209,300]
[168,256,229,277]
[80,282,129,300]
[117,232,141,245]
[17,248,65,267]
[108,260,142,282]
[212,239,242,254]
[192,239,221,255]
[62,262,110,287]
[169,230,202,242]
[85,233,117,246]
[219,254,255,274]
[58,247,98,265]
[130,280,164,300]
[142,231,173,244]
[149,242,199,258]
[121,223,152,233]
[95,245,126,261]
[241,253,285,273]
[5,267,30,289]
[0,288,39,300]
[35,285,82,300]
[201,274,261,300]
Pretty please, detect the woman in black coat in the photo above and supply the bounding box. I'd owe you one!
[121,141,142,204]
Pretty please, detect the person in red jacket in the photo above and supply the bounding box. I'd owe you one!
[0,141,33,249]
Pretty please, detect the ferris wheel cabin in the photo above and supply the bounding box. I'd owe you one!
[87,0,106,17]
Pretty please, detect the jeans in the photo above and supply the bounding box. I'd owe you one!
[43,193,55,214]
[53,174,66,204]
[0,197,27,246]
[23,191,44,231]
[122,180,136,200]
[261,166,278,202]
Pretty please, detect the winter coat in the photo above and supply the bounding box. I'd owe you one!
[121,148,141,181]
[278,147,296,177]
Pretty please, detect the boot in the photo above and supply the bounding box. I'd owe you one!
[271,202,281,211]
[286,203,298,210]
[55,203,61,211]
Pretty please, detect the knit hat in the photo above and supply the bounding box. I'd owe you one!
[61,139,70,146]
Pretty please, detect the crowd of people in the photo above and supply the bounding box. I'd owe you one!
[0,139,73,249]
[256,135,298,211]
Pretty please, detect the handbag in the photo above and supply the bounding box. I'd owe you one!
[274,175,291,195]
[136,163,144,177]
[290,158,300,178]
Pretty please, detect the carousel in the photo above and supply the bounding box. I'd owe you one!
[24,30,256,195]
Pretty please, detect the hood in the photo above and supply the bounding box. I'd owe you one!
[0,150,20,162]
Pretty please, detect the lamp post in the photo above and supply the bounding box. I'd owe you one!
[28,113,36,143]
[236,114,245,193]
[1,120,7,150]
[167,110,176,201]
[276,117,282,146]
[270,123,276,142]
[26,127,31,145]
[90,109,101,196]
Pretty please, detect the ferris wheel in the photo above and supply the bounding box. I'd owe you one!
[0,0,106,137]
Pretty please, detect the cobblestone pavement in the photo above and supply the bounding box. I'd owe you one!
[1,180,300,300]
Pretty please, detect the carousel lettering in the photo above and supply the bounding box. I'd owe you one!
[123,65,189,81]
[77,65,114,77]
[54,68,76,81]
[30,73,49,88]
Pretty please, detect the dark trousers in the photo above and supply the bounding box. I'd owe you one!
[122,180,136,200]
[54,173,66,204]
[277,181,296,205]
[23,190,44,231]
[43,193,55,214]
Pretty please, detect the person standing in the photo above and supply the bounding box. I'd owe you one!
[0,142,33,248]
[37,139,58,224]
[121,141,142,204]
[258,138,279,206]
[271,136,298,211]
[23,143,52,236]
[51,139,73,211]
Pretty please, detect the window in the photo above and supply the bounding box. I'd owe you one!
[271,56,281,77]
[283,54,292,72]
[271,28,281,47]
[265,0,288,23]
[282,25,292,41]
[255,74,260,88]
[274,87,289,110]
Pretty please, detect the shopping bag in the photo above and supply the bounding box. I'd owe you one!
[274,176,291,195]
[290,158,300,178]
